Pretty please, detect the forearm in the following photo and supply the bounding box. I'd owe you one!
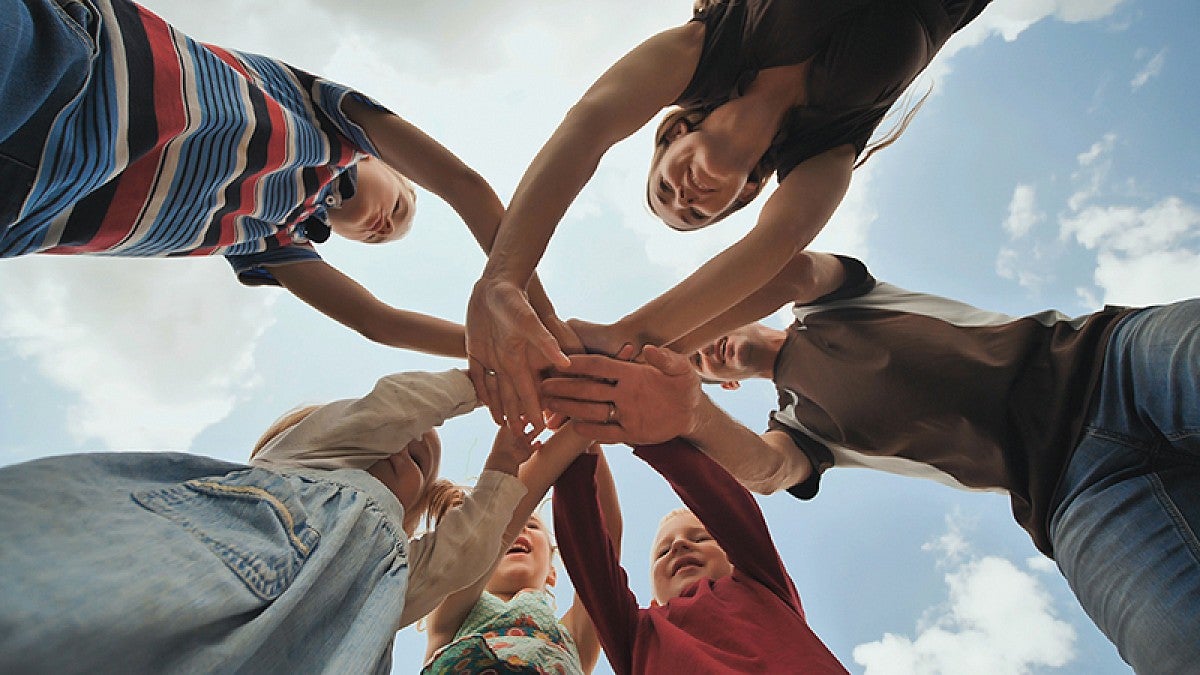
[616,227,800,348]
[366,309,466,358]
[502,424,592,544]
[482,112,609,284]
[685,396,811,494]
[667,251,843,354]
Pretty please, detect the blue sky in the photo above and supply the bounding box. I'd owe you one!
[2,0,1197,672]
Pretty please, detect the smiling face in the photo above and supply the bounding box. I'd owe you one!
[486,513,557,599]
[650,510,733,604]
[327,155,417,244]
[647,120,758,231]
[689,323,774,388]
[367,429,442,535]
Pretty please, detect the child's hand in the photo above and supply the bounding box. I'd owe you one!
[482,426,539,477]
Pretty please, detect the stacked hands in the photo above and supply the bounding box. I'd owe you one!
[466,280,701,446]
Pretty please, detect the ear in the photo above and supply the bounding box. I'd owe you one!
[720,380,741,391]
[546,565,558,588]
[667,119,690,143]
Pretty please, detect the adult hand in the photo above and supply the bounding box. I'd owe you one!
[567,318,639,358]
[540,345,703,445]
[467,278,569,433]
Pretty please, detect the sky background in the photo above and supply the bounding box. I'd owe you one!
[2,0,1198,672]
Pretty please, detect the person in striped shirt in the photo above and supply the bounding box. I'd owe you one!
[2,0,566,359]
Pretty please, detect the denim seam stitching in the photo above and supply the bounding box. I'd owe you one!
[1148,472,1200,567]
[187,479,314,556]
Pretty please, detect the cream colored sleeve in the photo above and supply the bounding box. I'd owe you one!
[250,369,478,471]
[398,469,527,628]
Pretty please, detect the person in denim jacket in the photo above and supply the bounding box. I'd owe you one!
[0,369,541,673]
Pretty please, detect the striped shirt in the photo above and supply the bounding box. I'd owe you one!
[1,0,383,286]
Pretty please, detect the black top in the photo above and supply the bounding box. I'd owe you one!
[675,0,992,179]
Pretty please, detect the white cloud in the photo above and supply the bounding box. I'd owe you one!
[927,0,1127,84]
[854,518,1077,675]
[1004,185,1043,239]
[1068,133,1117,212]
[1131,47,1167,91]
[1060,197,1200,305]
[0,258,275,450]
[1061,197,1199,256]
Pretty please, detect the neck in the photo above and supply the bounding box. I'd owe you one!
[703,76,798,167]
[759,330,788,380]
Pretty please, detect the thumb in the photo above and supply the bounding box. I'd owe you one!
[526,318,570,368]
[642,345,691,376]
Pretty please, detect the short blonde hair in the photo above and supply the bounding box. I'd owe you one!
[250,405,321,459]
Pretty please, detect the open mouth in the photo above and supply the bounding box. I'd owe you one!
[716,336,729,365]
[670,555,703,577]
[506,536,532,556]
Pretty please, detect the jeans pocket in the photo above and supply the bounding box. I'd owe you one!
[132,468,322,601]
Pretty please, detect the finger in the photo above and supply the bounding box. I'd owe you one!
[540,398,612,424]
[495,370,525,435]
[641,344,693,376]
[559,354,640,380]
[616,343,638,361]
[520,312,571,369]
[470,356,505,425]
[545,411,570,430]
[513,367,546,435]
[467,357,491,407]
[540,378,617,402]
[566,421,635,445]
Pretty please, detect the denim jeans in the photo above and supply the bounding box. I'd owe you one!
[0,452,410,674]
[0,0,96,227]
[1049,299,1200,674]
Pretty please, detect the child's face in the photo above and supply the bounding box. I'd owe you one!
[328,156,416,244]
[368,429,441,534]
[650,510,733,604]
[487,513,556,597]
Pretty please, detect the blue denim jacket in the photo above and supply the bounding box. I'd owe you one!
[0,452,411,673]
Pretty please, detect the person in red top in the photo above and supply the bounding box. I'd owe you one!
[552,438,846,674]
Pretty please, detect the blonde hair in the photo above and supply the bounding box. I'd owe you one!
[423,479,467,530]
[250,404,321,459]
[656,506,695,533]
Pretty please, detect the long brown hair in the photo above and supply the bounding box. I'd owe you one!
[855,86,932,169]
[647,107,777,224]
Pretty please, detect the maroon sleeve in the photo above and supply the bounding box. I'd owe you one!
[552,454,640,674]
[634,439,803,612]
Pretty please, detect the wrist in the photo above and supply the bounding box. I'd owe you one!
[684,395,720,441]
[483,451,523,476]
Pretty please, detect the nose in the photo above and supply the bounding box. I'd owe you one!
[677,184,696,206]
[668,537,693,556]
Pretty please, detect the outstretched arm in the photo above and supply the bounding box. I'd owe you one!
[467,22,705,432]
[559,449,622,672]
[424,425,593,661]
[541,346,813,494]
[341,97,580,400]
[272,260,466,357]
[576,148,855,358]
[665,251,847,354]
[554,453,640,674]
